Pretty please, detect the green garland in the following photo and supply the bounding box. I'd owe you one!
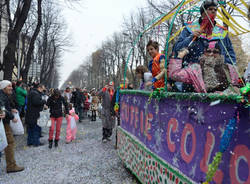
[205,152,223,183]
[120,90,243,104]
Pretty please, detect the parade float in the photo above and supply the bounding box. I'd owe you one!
[116,0,250,183]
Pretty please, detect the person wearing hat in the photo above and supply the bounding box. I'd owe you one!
[0,80,24,173]
[173,0,236,66]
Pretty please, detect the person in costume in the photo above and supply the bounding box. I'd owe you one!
[169,41,239,94]
[147,40,167,89]
[98,82,115,143]
[65,104,79,143]
[173,0,236,65]
[90,88,99,121]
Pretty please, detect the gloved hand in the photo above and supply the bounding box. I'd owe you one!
[152,77,157,83]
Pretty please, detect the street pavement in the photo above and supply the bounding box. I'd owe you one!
[0,117,139,184]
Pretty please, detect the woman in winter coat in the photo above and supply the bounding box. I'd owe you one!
[47,89,69,148]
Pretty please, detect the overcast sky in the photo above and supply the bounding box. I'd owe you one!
[59,0,250,87]
[59,0,148,87]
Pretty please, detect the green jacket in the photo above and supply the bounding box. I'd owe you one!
[16,86,27,106]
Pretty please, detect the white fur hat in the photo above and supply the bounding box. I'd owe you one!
[0,80,12,90]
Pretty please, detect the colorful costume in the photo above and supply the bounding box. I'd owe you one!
[90,95,99,121]
[173,20,236,65]
[66,109,79,143]
[98,87,115,141]
[148,53,165,88]
[168,57,239,93]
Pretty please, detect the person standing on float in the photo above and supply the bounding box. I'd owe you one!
[173,0,236,65]
[147,40,167,89]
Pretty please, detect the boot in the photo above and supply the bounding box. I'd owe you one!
[48,140,53,149]
[54,140,58,147]
[7,165,24,173]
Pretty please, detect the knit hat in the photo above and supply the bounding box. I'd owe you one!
[200,0,218,15]
[0,80,12,90]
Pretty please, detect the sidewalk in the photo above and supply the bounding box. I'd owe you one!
[0,117,139,184]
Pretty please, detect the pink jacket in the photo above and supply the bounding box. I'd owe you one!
[168,58,239,93]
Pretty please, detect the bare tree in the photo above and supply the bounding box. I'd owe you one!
[36,1,71,88]
[21,0,42,82]
[2,0,32,80]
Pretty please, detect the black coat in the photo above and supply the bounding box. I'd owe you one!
[25,89,46,127]
[47,95,69,118]
[0,90,14,124]
[71,90,85,108]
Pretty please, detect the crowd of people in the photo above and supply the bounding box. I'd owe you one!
[0,80,121,174]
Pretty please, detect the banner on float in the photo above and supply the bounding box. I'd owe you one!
[120,94,250,184]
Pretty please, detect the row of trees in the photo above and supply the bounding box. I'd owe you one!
[0,0,79,88]
[62,0,249,90]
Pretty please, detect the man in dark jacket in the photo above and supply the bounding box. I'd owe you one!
[0,80,24,173]
[25,83,46,147]
[71,88,85,122]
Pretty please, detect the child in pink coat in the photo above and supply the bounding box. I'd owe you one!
[66,105,79,143]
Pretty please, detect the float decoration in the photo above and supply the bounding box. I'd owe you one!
[237,83,250,107]
[203,118,237,183]
[120,90,243,104]
[114,87,121,113]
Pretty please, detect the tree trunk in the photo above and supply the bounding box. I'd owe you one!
[22,0,43,83]
[3,0,32,80]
